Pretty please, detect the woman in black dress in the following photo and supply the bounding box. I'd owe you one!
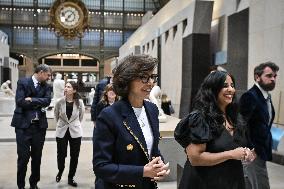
[175,71,255,189]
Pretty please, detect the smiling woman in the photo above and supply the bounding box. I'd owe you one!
[175,70,256,189]
[93,54,170,189]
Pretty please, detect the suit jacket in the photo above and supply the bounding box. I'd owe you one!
[11,77,51,129]
[54,97,85,138]
[95,101,110,120]
[93,99,161,189]
[239,85,275,161]
[90,77,111,121]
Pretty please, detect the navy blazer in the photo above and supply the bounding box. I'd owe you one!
[90,77,110,121]
[11,77,51,129]
[93,99,161,189]
[239,85,275,161]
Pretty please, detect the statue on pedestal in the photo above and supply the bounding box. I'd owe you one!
[149,85,167,122]
[0,80,15,116]
[52,73,65,104]
[0,80,14,97]
[88,88,95,105]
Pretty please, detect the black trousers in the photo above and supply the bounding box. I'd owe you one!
[15,124,46,188]
[56,129,82,179]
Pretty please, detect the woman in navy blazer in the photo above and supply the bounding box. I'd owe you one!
[93,55,170,189]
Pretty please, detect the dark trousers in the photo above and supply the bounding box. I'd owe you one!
[15,124,46,188]
[56,129,82,179]
[243,156,270,189]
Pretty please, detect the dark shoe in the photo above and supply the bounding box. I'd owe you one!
[68,179,78,187]
[18,187,25,189]
[56,172,62,183]
[30,185,39,189]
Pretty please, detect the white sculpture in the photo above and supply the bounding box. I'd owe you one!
[0,80,14,96]
[0,80,15,116]
[149,85,167,122]
[52,73,65,103]
[88,88,95,105]
[46,73,65,130]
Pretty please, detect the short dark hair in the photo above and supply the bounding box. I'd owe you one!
[34,64,52,73]
[254,61,279,81]
[113,54,158,98]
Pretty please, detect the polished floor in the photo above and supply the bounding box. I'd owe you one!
[0,141,177,189]
[0,111,283,189]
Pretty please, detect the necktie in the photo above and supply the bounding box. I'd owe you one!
[35,82,41,92]
[267,94,272,124]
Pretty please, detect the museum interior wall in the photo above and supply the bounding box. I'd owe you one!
[118,0,283,124]
[119,0,214,117]
[211,0,284,124]
[247,0,284,124]
[0,0,283,123]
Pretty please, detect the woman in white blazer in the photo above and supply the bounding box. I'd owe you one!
[54,81,85,187]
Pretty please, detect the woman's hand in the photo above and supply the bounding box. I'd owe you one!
[152,159,170,181]
[143,157,161,178]
[230,147,246,160]
[143,156,170,180]
[244,148,256,162]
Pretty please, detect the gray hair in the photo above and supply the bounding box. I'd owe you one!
[34,64,52,73]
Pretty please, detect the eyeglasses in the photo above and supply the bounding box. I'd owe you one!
[139,74,158,84]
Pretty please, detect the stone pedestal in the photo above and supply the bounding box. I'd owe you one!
[0,92,15,116]
[46,108,56,130]
[159,137,186,182]
[158,115,187,182]
[159,115,180,137]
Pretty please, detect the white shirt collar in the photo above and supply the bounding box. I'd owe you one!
[255,82,270,99]
[32,75,40,87]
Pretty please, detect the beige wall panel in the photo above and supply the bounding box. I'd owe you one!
[248,0,284,122]
[160,24,183,117]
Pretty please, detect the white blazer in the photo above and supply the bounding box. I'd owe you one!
[54,97,85,138]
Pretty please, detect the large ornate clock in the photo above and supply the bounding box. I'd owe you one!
[49,0,89,39]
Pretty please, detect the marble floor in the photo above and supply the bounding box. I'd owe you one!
[0,111,283,189]
[0,141,177,189]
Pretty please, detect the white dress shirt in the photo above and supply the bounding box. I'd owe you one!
[255,83,272,123]
[132,106,154,157]
[32,75,40,88]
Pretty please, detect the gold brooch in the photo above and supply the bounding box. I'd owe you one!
[126,144,133,151]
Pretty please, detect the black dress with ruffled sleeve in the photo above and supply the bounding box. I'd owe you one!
[175,111,246,189]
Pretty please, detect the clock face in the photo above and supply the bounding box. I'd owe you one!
[59,6,80,27]
[50,0,89,39]
[55,2,83,29]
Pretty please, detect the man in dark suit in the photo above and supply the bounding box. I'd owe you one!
[90,76,111,124]
[240,62,279,189]
[11,64,52,189]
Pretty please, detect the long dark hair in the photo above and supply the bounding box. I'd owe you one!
[66,81,81,107]
[192,71,241,138]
